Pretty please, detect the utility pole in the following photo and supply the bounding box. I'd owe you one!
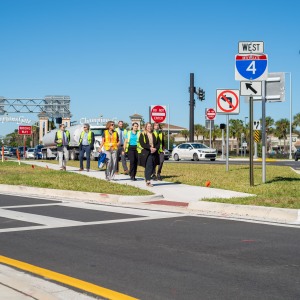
[189,73,195,142]
[189,73,205,142]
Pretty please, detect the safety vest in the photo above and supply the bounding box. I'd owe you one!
[116,128,127,144]
[79,131,93,145]
[56,130,70,147]
[137,133,147,154]
[103,130,118,151]
[153,131,163,153]
[125,130,141,152]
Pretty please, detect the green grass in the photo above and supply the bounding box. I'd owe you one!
[2,160,300,208]
[0,161,152,196]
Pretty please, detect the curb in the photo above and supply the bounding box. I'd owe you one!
[0,184,163,205]
[188,201,300,225]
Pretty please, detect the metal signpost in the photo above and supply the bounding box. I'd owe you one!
[235,41,267,186]
[216,89,240,171]
[18,125,32,159]
[205,108,216,148]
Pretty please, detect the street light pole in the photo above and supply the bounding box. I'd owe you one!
[285,72,293,159]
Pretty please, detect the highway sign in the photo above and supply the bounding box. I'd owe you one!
[205,108,216,120]
[235,54,268,81]
[150,105,166,123]
[240,81,262,96]
[18,125,32,135]
[244,72,285,102]
[238,41,264,54]
[216,89,239,114]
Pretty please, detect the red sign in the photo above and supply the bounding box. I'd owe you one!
[150,105,166,123]
[206,108,216,120]
[18,125,32,135]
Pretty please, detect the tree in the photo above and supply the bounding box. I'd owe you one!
[194,124,206,142]
[265,116,275,152]
[229,119,244,154]
[180,130,189,141]
[212,125,222,148]
[293,113,300,136]
[274,118,290,153]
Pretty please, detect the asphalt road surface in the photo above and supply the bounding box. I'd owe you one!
[0,193,300,299]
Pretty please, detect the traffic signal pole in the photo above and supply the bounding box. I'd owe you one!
[189,73,195,142]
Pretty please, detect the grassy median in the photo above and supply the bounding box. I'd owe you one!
[1,160,300,208]
[0,161,152,196]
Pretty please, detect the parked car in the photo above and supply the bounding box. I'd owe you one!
[34,144,44,159]
[18,146,28,157]
[172,142,217,161]
[2,147,11,156]
[25,148,35,159]
[294,149,300,161]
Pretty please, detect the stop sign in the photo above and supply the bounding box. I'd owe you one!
[206,108,216,120]
[150,105,166,123]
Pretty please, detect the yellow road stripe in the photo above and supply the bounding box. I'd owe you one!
[0,255,138,300]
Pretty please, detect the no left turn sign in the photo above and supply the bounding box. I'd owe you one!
[216,89,240,114]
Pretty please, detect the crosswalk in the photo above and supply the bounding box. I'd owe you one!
[0,193,183,233]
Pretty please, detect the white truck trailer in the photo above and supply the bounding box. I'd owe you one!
[42,124,105,160]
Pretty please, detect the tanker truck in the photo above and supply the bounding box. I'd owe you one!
[41,124,106,160]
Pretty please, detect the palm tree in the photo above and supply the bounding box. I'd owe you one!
[180,130,189,142]
[293,113,300,136]
[194,124,202,142]
[265,116,274,152]
[274,118,290,153]
[212,125,222,149]
[229,119,244,154]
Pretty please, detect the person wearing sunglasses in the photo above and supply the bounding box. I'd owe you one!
[78,123,95,172]
[99,121,120,180]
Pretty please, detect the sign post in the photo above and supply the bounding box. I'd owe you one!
[150,105,167,123]
[235,41,268,186]
[205,108,216,148]
[18,126,32,159]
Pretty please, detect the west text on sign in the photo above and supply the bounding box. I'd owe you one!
[238,41,264,54]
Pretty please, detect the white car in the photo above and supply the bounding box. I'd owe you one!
[172,143,217,161]
[25,148,35,159]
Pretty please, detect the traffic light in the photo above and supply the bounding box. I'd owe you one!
[197,88,205,101]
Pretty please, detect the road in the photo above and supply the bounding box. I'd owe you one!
[0,193,299,299]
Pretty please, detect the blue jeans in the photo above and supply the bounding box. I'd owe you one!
[79,145,91,169]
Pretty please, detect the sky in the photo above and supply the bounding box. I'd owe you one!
[0,0,299,137]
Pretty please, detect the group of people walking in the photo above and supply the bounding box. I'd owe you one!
[55,120,165,187]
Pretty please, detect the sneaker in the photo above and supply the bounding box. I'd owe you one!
[79,168,84,171]
[151,174,157,181]
[146,181,153,187]
[157,174,162,181]
[124,170,129,175]
[87,169,90,172]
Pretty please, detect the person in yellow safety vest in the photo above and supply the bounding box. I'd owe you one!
[152,122,165,181]
[123,122,140,181]
[78,123,95,172]
[115,120,129,175]
[54,123,70,171]
[99,121,120,181]
[138,122,160,187]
